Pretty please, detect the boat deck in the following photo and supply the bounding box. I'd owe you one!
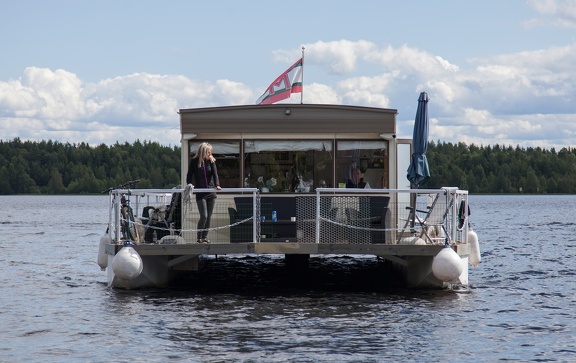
[103,187,471,288]
[105,187,470,258]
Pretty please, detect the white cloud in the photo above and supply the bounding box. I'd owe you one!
[0,67,84,119]
[526,0,576,28]
[276,40,376,74]
[336,74,393,107]
[365,44,460,76]
[0,69,253,145]
[461,44,576,116]
[2,37,576,149]
[300,83,340,104]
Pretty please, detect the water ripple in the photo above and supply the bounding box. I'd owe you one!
[1,195,576,362]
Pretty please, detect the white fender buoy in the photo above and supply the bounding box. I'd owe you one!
[432,245,464,282]
[97,234,112,270]
[159,235,186,245]
[468,228,481,268]
[399,236,427,245]
[111,245,143,280]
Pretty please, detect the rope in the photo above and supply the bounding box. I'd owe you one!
[183,184,194,206]
[318,216,397,232]
[123,215,254,234]
[181,184,195,228]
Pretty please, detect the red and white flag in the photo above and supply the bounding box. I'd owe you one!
[256,58,303,105]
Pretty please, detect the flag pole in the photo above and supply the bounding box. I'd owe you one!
[301,46,305,104]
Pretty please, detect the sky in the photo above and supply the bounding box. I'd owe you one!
[1,0,576,149]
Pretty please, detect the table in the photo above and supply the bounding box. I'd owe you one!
[260,220,297,242]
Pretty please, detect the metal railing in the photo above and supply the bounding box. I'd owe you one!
[105,187,469,246]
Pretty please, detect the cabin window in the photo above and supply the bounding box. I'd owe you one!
[335,140,388,189]
[243,140,333,192]
[189,139,388,191]
[189,141,241,188]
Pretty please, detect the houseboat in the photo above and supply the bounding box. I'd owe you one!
[98,103,480,289]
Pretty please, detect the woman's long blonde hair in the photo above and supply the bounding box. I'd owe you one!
[195,142,216,167]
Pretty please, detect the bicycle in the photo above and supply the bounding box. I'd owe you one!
[102,179,141,242]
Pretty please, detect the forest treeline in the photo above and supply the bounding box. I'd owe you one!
[1,138,575,194]
[0,138,180,195]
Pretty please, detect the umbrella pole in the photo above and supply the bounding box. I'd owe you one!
[410,184,417,232]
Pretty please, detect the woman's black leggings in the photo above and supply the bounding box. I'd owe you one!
[196,197,215,240]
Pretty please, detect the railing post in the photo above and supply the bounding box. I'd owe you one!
[253,190,258,242]
[315,190,321,243]
[449,189,456,243]
[442,187,459,244]
[114,192,121,242]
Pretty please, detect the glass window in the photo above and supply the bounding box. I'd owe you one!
[189,141,241,187]
[244,140,333,192]
[336,140,388,189]
[188,139,388,191]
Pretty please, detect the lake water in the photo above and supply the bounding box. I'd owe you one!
[1,194,575,362]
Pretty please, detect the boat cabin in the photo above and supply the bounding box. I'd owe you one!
[179,104,401,192]
[177,103,417,245]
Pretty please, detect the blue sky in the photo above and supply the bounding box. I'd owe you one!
[1,0,576,148]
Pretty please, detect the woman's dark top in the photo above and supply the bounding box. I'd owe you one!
[186,157,220,201]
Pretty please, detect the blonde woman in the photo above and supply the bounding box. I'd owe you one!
[186,142,221,243]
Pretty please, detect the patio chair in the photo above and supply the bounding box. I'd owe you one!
[398,192,452,245]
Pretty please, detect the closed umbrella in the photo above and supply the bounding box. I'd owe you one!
[406,92,431,231]
[407,91,430,187]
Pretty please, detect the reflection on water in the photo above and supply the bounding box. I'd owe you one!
[1,195,576,361]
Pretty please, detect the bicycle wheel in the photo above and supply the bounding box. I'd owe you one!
[121,206,138,241]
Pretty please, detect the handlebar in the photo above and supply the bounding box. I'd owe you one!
[101,179,141,194]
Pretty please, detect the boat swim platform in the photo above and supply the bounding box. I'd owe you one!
[107,241,470,259]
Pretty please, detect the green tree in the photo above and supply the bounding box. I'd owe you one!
[47,167,66,194]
